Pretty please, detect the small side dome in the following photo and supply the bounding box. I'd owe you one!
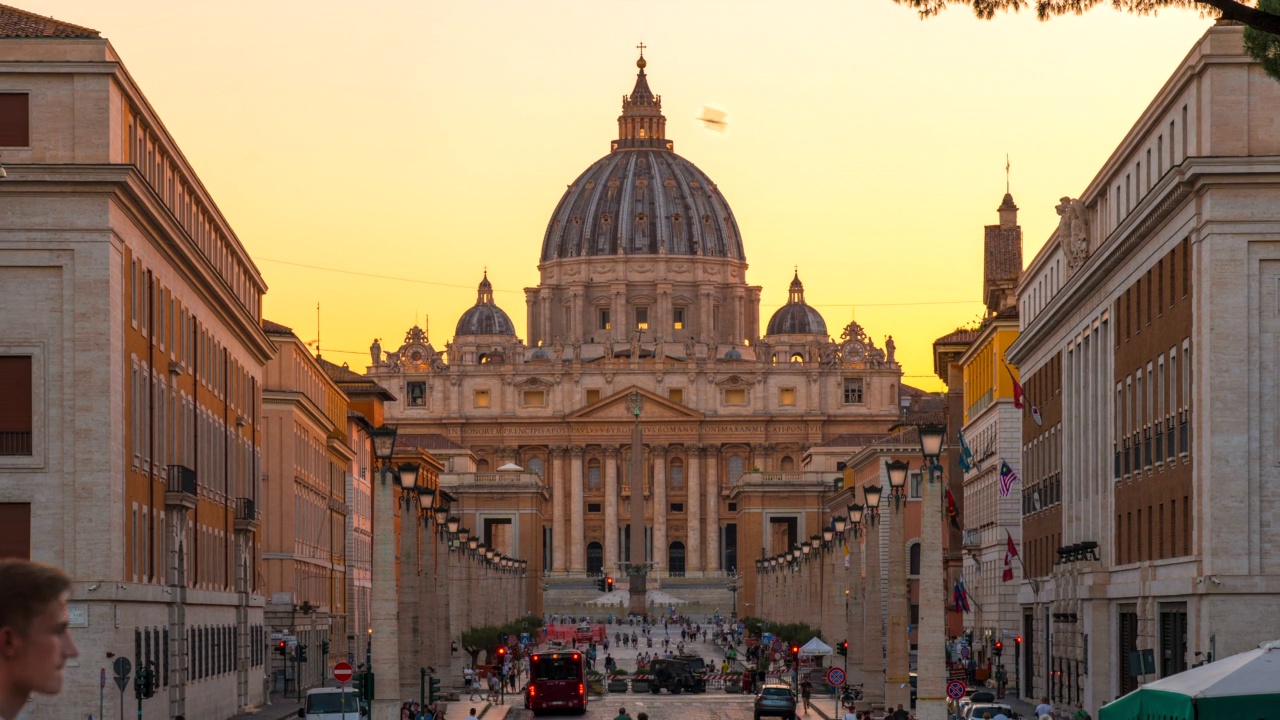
[724,347,742,360]
[531,347,550,360]
[766,271,827,337]
[455,272,516,337]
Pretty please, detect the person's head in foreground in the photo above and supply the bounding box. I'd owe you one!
[0,560,78,720]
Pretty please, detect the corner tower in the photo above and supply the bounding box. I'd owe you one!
[529,51,761,352]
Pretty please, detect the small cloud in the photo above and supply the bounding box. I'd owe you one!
[697,105,727,132]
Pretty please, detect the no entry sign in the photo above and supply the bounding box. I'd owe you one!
[946,680,966,699]
[826,667,846,687]
[333,661,354,683]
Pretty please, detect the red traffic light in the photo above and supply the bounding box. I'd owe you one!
[1015,636,1023,645]
[497,647,506,656]
[995,641,1003,649]
[791,645,799,655]
[605,577,614,590]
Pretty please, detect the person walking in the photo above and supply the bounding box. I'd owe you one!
[890,703,911,720]
[994,664,1008,698]
[612,706,630,720]
[1035,696,1054,718]
[800,677,813,713]
[0,560,79,720]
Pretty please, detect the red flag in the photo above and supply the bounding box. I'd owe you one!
[945,488,960,531]
[1002,530,1019,582]
[1004,363,1025,409]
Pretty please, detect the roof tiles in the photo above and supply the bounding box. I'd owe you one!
[0,3,99,38]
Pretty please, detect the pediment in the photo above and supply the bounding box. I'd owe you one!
[566,385,703,421]
[712,373,758,388]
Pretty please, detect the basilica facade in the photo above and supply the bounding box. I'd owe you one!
[366,54,907,610]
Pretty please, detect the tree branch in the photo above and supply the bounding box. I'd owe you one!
[1195,0,1280,35]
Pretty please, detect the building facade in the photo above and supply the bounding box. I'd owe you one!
[365,54,907,616]
[0,7,272,719]
[261,323,356,694]
[955,194,1026,672]
[1006,22,1280,712]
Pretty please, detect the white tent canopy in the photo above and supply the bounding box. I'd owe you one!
[496,462,523,472]
[799,637,833,657]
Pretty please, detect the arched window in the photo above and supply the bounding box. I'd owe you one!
[780,456,795,472]
[527,457,544,478]
[669,458,684,490]
[586,542,603,575]
[790,353,805,363]
[908,542,921,576]
[476,458,490,473]
[587,458,602,490]
[668,542,686,576]
[728,455,744,486]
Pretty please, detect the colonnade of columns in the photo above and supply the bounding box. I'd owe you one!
[545,443,726,576]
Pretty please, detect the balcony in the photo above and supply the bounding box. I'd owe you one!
[165,465,198,509]
[962,528,982,549]
[234,497,259,533]
[0,430,32,456]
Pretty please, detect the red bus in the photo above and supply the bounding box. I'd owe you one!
[526,651,587,715]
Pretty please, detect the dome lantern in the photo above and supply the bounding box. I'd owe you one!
[454,272,516,337]
[766,271,828,337]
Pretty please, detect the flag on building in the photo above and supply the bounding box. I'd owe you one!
[945,487,960,531]
[1004,363,1025,409]
[998,460,1020,498]
[1002,530,1019,582]
[957,430,974,473]
[843,541,850,569]
[953,576,971,614]
[1030,404,1043,426]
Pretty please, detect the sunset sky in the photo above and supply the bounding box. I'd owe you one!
[30,0,1214,389]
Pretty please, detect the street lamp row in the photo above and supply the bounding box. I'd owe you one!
[370,424,528,576]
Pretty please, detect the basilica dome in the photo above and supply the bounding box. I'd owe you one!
[539,56,744,263]
[766,272,827,337]
[455,273,516,336]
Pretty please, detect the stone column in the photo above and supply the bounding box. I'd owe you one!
[398,497,419,702]
[370,467,401,720]
[917,472,947,720]
[570,447,586,572]
[705,447,721,574]
[886,497,910,710]
[612,286,626,344]
[652,445,667,576]
[861,517,885,711]
[552,446,567,573]
[604,447,619,574]
[846,533,867,691]
[686,446,703,575]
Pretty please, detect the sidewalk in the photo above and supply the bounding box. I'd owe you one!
[227,692,302,720]
[445,698,511,719]
[805,687,1046,719]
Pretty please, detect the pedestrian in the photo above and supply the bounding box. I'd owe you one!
[1073,702,1091,720]
[800,677,813,712]
[465,707,479,720]
[487,672,500,702]
[0,559,79,720]
[636,713,648,720]
[891,703,911,720]
[1035,696,1054,718]
[612,706,629,720]
[994,664,1008,698]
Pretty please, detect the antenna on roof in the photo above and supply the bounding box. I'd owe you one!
[315,302,321,358]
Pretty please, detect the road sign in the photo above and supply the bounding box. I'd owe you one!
[960,645,971,659]
[825,667,846,687]
[771,639,783,652]
[947,680,966,699]
[333,661,354,683]
[112,657,132,692]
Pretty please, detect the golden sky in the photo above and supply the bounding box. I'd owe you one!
[32,0,1213,389]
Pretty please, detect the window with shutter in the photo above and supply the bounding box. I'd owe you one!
[0,357,32,455]
[0,503,31,558]
[0,94,29,147]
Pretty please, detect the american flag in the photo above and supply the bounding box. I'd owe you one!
[999,460,1020,498]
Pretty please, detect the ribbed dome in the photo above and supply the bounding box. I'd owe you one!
[766,272,827,337]
[539,55,744,263]
[455,273,516,337]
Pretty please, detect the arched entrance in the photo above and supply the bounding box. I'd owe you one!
[668,541,686,577]
[586,542,603,575]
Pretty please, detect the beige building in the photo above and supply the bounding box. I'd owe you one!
[0,6,272,719]
[1006,22,1280,711]
[261,322,353,693]
[367,53,906,616]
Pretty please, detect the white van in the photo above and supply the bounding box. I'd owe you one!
[297,687,364,719]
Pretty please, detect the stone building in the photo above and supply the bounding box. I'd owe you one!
[955,193,1025,671]
[0,6,271,718]
[260,323,354,693]
[1005,22,1280,712]
[366,53,907,614]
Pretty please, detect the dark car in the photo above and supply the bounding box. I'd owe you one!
[673,654,709,692]
[648,658,698,695]
[754,682,798,720]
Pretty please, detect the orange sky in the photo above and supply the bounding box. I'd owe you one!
[30,1,1214,389]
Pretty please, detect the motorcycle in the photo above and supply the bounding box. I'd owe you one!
[839,685,864,709]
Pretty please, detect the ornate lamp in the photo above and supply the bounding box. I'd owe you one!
[887,459,910,509]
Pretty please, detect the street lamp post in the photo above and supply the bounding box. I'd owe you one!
[885,458,911,711]
[915,423,948,720]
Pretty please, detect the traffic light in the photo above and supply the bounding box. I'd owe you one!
[606,576,614,592]
[497,646,507,660]
[596,576,607,592]
[320,639,330,655]
[1015,636,1022,647]
[297,644,309,663]
[789,645,800,666]
[134,665,156,700]
[838,640,849,657]
[276,640,287,657]
[994,641,1004,658]
[356,670,375,702]
[428,675,442,703]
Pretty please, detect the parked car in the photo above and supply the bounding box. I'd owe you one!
[963,702,1016,719]
[753,682,798,720]
[648,658,699,695]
